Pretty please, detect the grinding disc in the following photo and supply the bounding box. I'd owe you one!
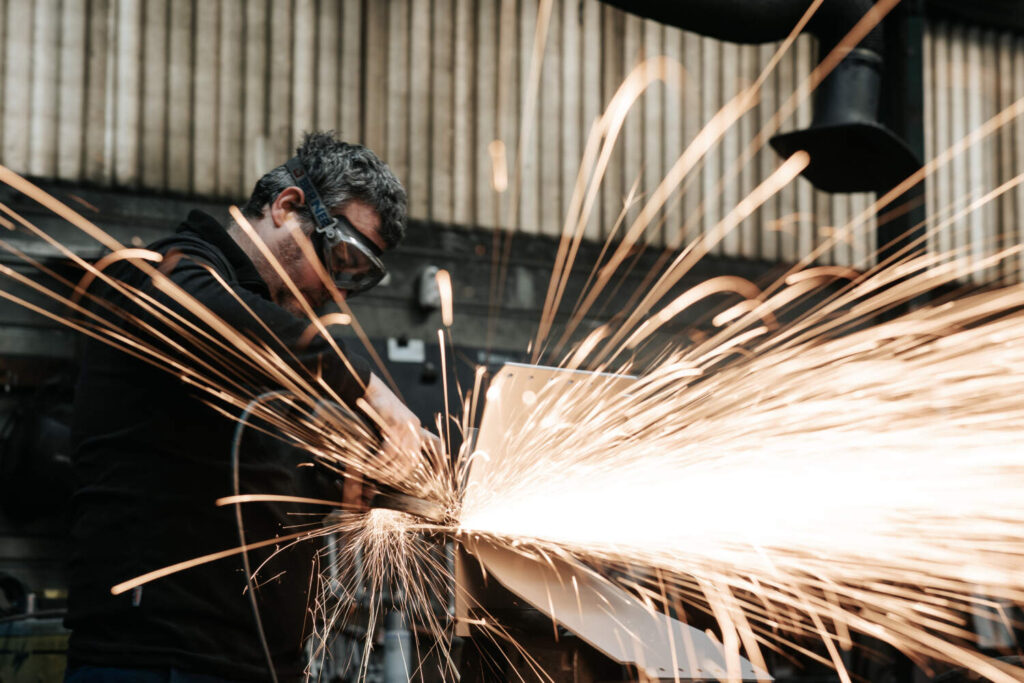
[370,491,446,523]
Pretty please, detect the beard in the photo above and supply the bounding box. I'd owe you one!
[277,292,308,317]
[255,233,328,316]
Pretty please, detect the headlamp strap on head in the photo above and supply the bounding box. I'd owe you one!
[284,156,338,240]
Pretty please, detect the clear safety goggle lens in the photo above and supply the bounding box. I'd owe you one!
[318,217,386,295]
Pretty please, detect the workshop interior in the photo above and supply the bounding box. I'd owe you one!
[2,0,1024,681]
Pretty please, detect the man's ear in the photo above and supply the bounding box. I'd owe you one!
[269,186,306,228]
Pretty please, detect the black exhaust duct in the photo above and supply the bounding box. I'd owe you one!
[600,0,922,193]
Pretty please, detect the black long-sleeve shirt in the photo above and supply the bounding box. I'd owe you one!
[66,211,371,681]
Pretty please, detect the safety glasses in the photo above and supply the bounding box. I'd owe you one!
[284,156,388,297]
[315,214,387,295]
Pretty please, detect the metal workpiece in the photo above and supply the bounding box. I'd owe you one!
[460,537,771,682]
[455,363,770,681]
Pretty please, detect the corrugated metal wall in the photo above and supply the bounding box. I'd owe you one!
[2,0,885,266]
[924,20,1024,285]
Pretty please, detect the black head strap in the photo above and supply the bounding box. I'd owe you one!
[284,156,337,235]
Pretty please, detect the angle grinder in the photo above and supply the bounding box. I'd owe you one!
[322,483,447,526]
[369,487,447,524]
[327,404,447,523]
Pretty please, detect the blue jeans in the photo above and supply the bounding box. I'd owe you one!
[64,666,244,683]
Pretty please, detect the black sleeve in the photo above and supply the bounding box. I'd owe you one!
[107,241,373,407]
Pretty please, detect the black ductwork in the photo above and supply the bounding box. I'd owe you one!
[601,0,922,193]
[601,0,885,54]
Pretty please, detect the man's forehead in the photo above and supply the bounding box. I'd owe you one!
[336,200,386,251]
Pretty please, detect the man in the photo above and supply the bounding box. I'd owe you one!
[64,132,423,682]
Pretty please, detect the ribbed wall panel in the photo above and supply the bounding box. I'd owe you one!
[0,0,881,267]
[925,21,1024,285]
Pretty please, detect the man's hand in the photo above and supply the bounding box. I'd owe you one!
[358,373,432,484]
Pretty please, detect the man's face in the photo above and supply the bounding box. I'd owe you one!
[267,195,386,316]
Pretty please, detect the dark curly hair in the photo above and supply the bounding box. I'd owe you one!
[241,131,408,248]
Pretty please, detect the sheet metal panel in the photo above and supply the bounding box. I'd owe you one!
[452,0,475,227]
[1016,35,1024,280]
[680,28,703,250]
[363,0,388,158]
[579,0,601,242]
[794,36,815,263]
[495,0,518,231]
[757,42,779,263]
[0,0,890,268]
[925,20,1024,285]
[430,0,455,226]
[700,35,721,257]
[217,0,244,198]
[339,0,362,147]
[193,0,219,195]
[407,0,430,220]
[600,1,624,240]
[996,32,1017,284]
[165,0,192,193]
[661,25,684,250]
[720,39,741,258]
[56,0,87,182]
[472,0,498,229]
[3,0,32,173]
[538,0,561,238]
[560,0,581,242]
[29,0,59,180]
[737,43,758,260]
[517,0,539,235]
[621,10,643,244]
[241,0,268,187]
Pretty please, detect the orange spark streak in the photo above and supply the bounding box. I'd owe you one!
[439,328,452,460]
[111,529,312,596]
[297,312,352,349]
[488,140,508,193]
[534,0,832,361]
[610,152,810,356]
[70,247,163,303]
[215,494,345,508]
[436,268,454,327]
